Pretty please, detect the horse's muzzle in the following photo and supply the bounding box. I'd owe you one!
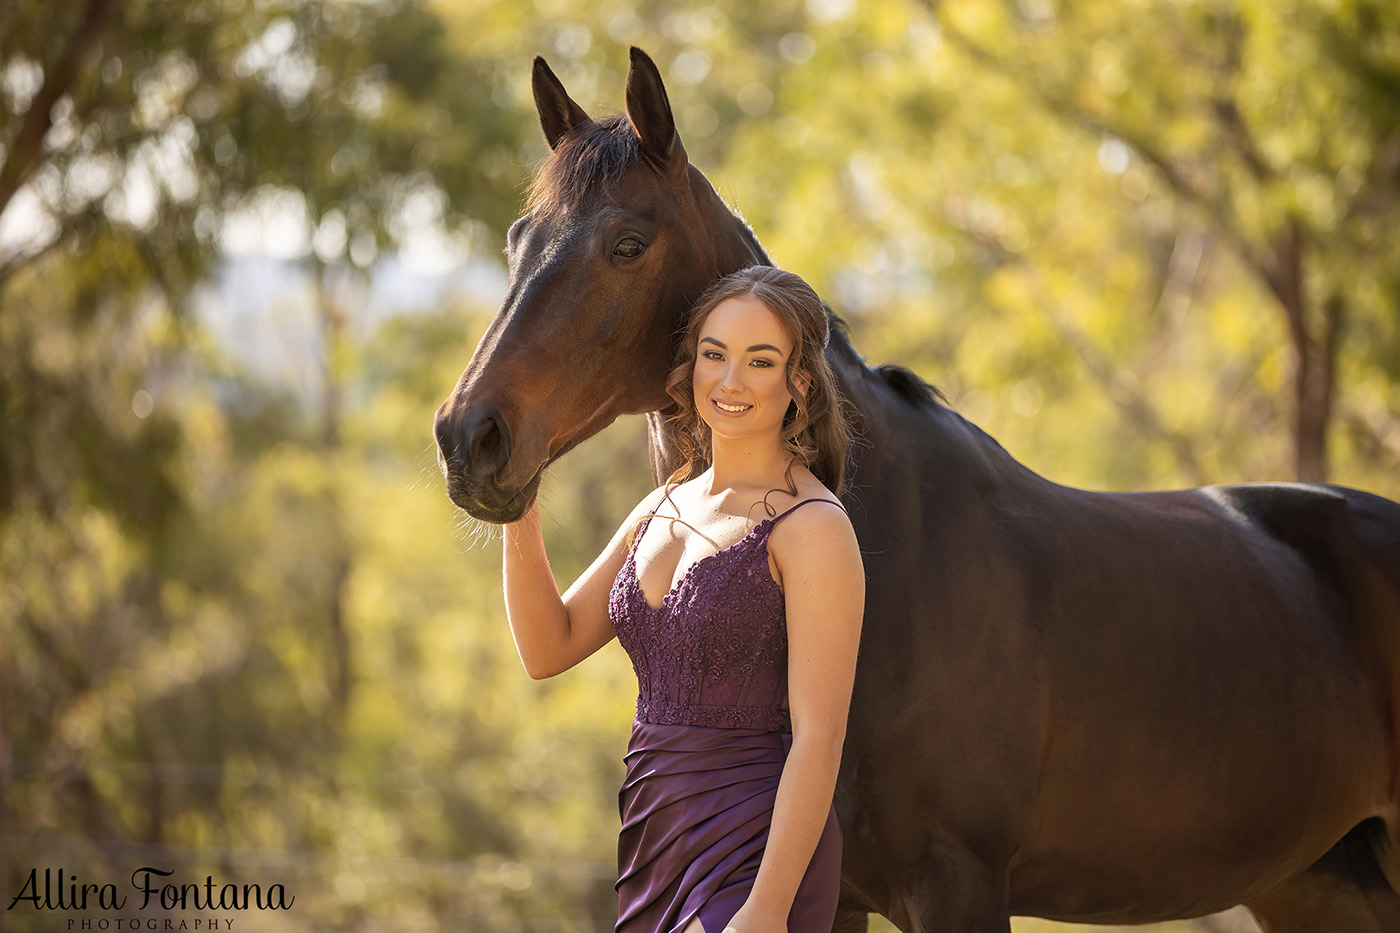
[433,400,534,521]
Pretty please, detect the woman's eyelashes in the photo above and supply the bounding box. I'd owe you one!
[700,350,775,368]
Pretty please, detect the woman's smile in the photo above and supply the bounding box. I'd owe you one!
[712,398,753,415]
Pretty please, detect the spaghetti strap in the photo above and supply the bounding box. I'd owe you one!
[769,497,847,527]
[651,482,683,517]
[633,490,843,554]
[628,483,680,555]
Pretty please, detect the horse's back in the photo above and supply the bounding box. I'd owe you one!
[1214,481,1400,726]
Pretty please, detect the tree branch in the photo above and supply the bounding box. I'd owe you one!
[931,10,1286,311]
[0,0,129,220]
[1209,9,1275,183]
[1013,260,1209,485]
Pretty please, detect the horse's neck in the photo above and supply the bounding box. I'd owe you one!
[830,323,1019,489]
[693,174,770,271]
[731,218,771,268]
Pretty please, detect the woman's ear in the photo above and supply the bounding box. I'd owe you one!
[793,368,813,398]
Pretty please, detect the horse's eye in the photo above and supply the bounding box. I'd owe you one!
[614,237,645,259]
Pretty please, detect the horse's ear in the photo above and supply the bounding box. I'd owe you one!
[626,47,686,170]
[532,56,591,150]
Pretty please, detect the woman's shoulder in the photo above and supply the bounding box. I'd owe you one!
[626,479,700,525]
[772,468,843,515]
[767,477,849,542]
[767,485,861,581]
[618,483,675,550]
[631,482,678,519]
[774,493,848,527]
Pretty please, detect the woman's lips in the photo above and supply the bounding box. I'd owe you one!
[712,398,752,416]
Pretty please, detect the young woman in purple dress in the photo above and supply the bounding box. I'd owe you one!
[501,265,865,932]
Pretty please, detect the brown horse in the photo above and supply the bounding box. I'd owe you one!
[434,47,1400,933]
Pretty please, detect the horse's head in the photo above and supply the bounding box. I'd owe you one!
[434,47,763,521]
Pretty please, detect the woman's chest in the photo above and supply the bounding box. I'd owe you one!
[610,542,789,665]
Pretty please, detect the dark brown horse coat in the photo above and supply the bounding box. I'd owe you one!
[434,48,1400,933]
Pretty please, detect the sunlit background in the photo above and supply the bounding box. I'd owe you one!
[3,0,1397,930]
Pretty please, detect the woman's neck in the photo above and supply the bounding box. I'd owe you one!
[703,433,795,498]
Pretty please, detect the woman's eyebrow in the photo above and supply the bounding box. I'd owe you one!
[699,336,784,353]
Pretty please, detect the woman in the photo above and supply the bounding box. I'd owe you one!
[502,265,865,933]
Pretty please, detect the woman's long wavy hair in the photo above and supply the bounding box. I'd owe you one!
[662,265,855,516]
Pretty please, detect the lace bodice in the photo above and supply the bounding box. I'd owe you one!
[609,495,846,732]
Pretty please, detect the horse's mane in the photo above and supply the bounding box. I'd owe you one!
[827,308,949,409]
[526,115,639,222]
[878,362,949,408]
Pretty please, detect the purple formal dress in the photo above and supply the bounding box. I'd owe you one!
[609,496,846,933]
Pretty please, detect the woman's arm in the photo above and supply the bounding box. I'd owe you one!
[738,503,864,925]
[502,485,669,679]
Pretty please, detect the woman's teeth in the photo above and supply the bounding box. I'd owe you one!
[715,400,751,412]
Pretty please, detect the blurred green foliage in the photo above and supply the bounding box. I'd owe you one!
[2,0,1396,930]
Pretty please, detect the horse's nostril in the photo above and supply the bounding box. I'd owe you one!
[464,403,512,472]
[469,412,496,460]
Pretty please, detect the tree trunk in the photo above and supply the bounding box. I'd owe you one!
[1291,294,1342,483]
[1265,221,1340,483]
[315,261,353,715]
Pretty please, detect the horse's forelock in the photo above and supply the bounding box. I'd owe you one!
[525,115,641,222]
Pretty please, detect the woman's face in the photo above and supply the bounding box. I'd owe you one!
[692,295,810,444]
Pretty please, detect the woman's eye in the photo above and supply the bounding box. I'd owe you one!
[752,359,772,367]
[702,351,722,361]
[614,237,645,259]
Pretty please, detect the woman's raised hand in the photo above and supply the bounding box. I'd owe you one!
[501,498,571,679]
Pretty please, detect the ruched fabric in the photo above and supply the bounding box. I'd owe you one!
[610,495,849,931]
[616,719,842,933]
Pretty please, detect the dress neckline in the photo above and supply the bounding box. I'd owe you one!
[625,494,846,614]
[627,512,778,613]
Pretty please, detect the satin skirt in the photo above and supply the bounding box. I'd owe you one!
[616,718,843,933]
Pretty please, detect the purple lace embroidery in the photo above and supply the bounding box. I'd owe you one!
[609,499,843,733]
